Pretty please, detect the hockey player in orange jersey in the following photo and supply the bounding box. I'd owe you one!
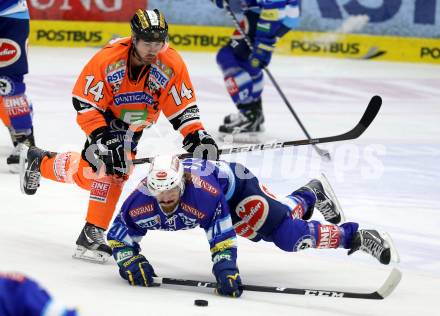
[18,9,219,263]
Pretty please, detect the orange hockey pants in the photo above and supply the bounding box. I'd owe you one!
[0,96,12,127]
[39,151,130,230]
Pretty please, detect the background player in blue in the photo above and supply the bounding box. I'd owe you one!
[0,0,36,172]
[210,0,301,139]
[0,272,78,316]
[108,155,399,297]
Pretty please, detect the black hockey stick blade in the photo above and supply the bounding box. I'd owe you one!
[291,95,382,146]
[133,96,381,165]
[152,267,401,300]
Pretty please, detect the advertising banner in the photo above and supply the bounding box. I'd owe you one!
[29,21,440,64]
[27,1,440,38]
[148,0,440,38]
[28,0,148,21]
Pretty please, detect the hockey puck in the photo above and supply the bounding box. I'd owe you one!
[194,299,208,307]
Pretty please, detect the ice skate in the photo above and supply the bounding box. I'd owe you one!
[7,132,35,173]
[19,145,54,195]
[304,173,345,224]
[219,99,264,143]
[73,223,112,264]
[348,229,400,265]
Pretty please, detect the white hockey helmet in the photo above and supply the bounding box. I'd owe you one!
[146,155,185,196]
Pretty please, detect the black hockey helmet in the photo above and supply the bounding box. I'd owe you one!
[130,9,168,42]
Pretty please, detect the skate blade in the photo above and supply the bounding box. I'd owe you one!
[319,173,346,223]
[72,245,110,264]
[378,231,400,264]
[18,144,30,194]
[218,131,264,144]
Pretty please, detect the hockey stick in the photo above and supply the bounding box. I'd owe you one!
[222,2,331,160]
[152,267,401,300]
[133,95,381,165]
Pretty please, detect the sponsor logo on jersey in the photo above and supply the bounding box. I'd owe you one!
[150,66,170,87]
[53,152,71,182]
[188,174,219,196]
[235,195,269,231]
[120,109,148,124]
[111,82,121,93]
[0,39,21,68]
[316,225,341,249]
[114,92,153,106]
[106,68,125,84]
[90,181,111,202]
[0,77,14,96]
[147,79,160,93]
[294,235,313,251]
[181,202,205,219]
[129,203,155,218]
[177,107,200,124]
[4,95,30,118]
[155,59,174,77]
[233,220,258,240]
[106,59,126,74]
[136,215,161,229]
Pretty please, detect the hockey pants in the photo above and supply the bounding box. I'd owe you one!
[39,151,131,230]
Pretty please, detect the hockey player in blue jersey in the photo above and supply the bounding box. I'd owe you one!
[210,0,300,139]
[0,0,36,172]
[0,272,78,316]
[107,155,399,297]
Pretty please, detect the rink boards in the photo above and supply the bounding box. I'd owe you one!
[29,20,440,64]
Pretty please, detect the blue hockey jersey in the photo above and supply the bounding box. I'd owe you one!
[241,0,300,34]
[0,272,78,316]
[107,159,238,264]
[0,0,29,19]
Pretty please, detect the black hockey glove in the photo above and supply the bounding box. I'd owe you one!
[213,259,243,297]
[118,254,157,287]
[183,130,219,160]
[89,127,129,176]
[211,0,229,9]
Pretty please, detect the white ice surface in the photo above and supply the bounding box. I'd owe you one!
[1,47,440,315]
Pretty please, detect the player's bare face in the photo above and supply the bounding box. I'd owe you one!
[157,187,180,213]
[133,40,164,65]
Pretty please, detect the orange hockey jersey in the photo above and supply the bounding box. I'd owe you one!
[72,37,204,137]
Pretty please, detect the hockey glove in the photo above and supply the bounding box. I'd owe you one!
[183,130,219,160]
[250,37,276,69]
[89,127,129,176]
[118,254,157,287]
[213,260,243,297]
[211,0,229,9]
